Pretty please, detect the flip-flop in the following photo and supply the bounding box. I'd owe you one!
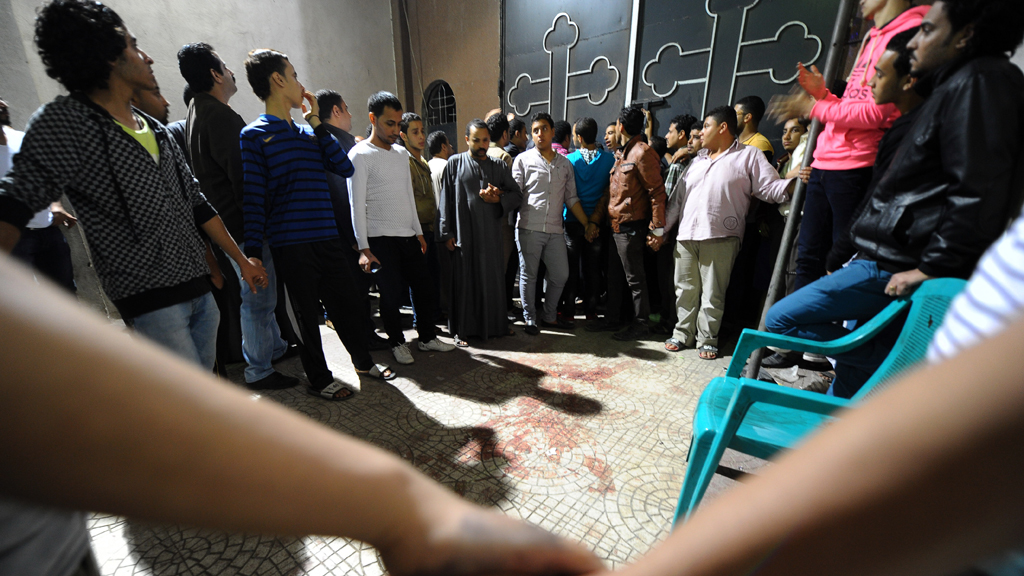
[308,381,355,401]
[698,345,718,360]
[356,363,396,380]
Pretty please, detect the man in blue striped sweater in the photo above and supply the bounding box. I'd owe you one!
[240,49,395,401]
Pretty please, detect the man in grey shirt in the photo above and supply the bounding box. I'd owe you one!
[512,112,594,335]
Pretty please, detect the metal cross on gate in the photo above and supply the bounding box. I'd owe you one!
[640,0,822,117]
[507,12,621,120]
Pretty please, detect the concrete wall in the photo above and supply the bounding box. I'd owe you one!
[392,0,501,152]
[1,0,398,135]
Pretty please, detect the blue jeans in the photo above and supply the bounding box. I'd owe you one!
[228,243,289,383]
[794,167,873,290]
[517,228,569,325]
[128,292,220,370]
[765,260,902,398]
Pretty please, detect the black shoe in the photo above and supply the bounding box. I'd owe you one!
[612,320,650,341]
[524,324,540,336]
[248,371,300,390]
[761,352,798,368]
[367,333,391,351]
[272,345,300,364]
[540,318,574,330]
[585,318,621,332]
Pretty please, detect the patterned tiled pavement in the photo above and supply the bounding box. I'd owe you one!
[88,313,785,575]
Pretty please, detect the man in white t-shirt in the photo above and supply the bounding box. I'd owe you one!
[347,92,455,365]
[1,99,77,292]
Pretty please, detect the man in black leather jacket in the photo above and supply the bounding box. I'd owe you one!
[765,0,1024,398]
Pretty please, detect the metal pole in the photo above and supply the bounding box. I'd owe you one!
[742,0,860,378]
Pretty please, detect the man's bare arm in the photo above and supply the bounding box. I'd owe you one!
[608,316,1024,576]
[0,254,602,576]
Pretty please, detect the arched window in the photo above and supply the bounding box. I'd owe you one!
[423,80,457,155]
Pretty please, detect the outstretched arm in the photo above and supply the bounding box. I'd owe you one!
[607,315,1024,576]
[0,254,602,576]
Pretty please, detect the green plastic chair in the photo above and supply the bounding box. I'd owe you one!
[671,278,966,526]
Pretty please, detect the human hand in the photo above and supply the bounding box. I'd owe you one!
[240,258,268,293]
[301,90,320,125]
[418,234,427,254]
[50,206,77,229]
[885,269,931,298]
[767,87,814,125]
[786,166,811,183]
[378,500,603,576]
[445,238,456,251]
[479,186,500,203]
[670,147,691,164]
[798,63,827,100]
[646,233,665,251]
[359,251,381,273]
[585,222,599,242]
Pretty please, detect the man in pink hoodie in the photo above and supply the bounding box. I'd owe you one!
[769,0,927,292]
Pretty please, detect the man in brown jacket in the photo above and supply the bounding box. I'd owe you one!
[588,106,667,340]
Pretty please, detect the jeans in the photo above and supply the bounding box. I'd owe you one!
[794,167,874,290]
[11,226,76,293]
[766,259,902,398]
[369,235,439,345]
[127,292,220,371]
[608,221,651,324]
[516,228,569,325]
[227,243,289,383]
[560,220,603,318]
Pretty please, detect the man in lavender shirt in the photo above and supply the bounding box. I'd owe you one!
[654,106,795,359]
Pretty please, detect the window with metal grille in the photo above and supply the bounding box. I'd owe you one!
[424,81,457,126]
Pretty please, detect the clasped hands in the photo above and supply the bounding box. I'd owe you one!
[479,184,502,203]
[646,232,666,251]
[239,257,269,292]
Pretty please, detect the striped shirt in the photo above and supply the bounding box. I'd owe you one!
[928,214,1024,362]
[346,140,422,251]
[240,114,353,258]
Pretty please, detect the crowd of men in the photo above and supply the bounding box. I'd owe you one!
[2,0,1024,407]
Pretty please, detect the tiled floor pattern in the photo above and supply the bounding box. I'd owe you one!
[88,318,778,575]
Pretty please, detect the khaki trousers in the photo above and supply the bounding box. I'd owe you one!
[672,236,742,348]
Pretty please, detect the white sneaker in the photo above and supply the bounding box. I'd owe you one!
[418,338,455,352]
[392,343,415,364]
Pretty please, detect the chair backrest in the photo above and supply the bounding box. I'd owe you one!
[851,278,966,402]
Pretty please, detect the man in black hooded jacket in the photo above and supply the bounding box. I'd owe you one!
[765,0,1024,398]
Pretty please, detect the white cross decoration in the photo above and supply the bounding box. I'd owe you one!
[507,12,621,120]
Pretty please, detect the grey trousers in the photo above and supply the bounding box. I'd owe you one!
[672,236,742,348]
[516,228,569,325]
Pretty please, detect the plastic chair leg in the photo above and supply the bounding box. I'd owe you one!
[673,431,714,527]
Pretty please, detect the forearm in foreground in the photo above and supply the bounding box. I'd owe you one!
[612,316,1024,576]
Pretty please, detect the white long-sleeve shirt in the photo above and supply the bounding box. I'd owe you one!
[347,140,423,250]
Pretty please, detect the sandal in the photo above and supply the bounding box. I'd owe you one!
[664,338,684,352]
[356,363,397,381]
[308,381,355,401]
[698,345,718,360]
[454,337,470,348]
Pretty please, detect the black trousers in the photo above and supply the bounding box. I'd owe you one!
[272,239,373,388]
[559,220,603,318]
[607,220,651,324]
[12,226,75,293]
[368,235,439,345]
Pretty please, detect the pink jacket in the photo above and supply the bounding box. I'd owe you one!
[810,6,927,171]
